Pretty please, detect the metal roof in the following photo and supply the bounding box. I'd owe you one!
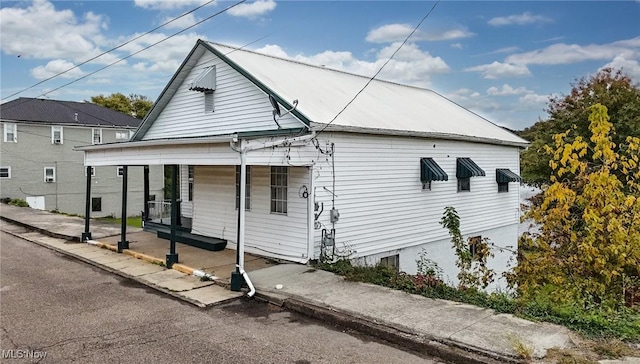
[134,40,530,147]
[0,97,142,128]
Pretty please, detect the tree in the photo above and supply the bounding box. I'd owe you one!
[519,68,640,185]
[90,93,153,119]
[514,104,640,308]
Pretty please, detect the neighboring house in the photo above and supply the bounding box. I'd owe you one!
[0,97,163,218]
[78,40,529,288]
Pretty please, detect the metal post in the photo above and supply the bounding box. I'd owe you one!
[81,166,92,241]
[118,166,129,252]
[166,164,179,268]
[231,144,246,291]
[143,165,149,223]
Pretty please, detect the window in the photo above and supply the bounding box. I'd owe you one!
[149,194,156,201]
[235,165,251,210]
[188,165,195,201]
[116,131,129,140]
[4,123,17,143]
[380,254,400,272]
[85,166,95,177]
[270,166,288,214]
[204,92,214,113]
[117,166,124,177]
[498,182,509,193]
[92,128,102,144]
[91,197,102,212]
[0,167,11,179]
[457,177,470,192]
[44,167,56,182]
[51,126,63,144]
[468,236,487,261]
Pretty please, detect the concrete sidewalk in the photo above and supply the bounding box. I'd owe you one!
[1,204,577,363]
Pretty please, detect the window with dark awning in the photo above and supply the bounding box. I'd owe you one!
[496,169,522,183]
[189,66,216,92]
[456,158,485,178]
[420,158,448,182]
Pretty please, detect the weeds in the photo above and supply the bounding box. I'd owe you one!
[506,333,534,360]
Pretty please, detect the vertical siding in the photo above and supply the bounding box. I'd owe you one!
[180,164,193,217]
[0,123,163,217]
[311,132,521,259]
[142,52,302,140]
[191,165,310,261]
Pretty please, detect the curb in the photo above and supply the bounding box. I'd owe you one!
[0,215,80,242]
[256,291,524,364]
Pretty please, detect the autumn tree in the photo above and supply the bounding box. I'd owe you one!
[519,68,640,185]
[90,93,153,119]
[514,104,640,308]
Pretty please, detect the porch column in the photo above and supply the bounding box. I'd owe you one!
[118,166,129,252]
[231,147,247,291]
[166,164,179,268]
[143,165,149,224]
[81,166,92,241]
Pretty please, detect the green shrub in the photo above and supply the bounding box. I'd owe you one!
[8,198,29,207]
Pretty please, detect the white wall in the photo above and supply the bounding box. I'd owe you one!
[311,132,521,272]
[190,165,311,262]
[143,51,301,140]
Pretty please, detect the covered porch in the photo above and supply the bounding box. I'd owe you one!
[76,132,318,291]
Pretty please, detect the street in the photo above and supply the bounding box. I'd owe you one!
[0,228,442,364]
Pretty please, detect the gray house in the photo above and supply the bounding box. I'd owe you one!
[0,97,163,218]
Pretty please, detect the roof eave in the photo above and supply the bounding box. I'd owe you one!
[312,123,530,148]
[74,135,233,151]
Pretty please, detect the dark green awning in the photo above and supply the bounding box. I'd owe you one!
[456,158,485,178]
[421,158,448,182]
[496,169,522,183]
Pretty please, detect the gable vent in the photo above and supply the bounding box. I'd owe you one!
[189,66,216,92]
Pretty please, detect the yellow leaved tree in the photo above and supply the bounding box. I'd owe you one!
[514,104,640,308]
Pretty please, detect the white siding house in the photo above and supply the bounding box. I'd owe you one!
[79,40,528,288]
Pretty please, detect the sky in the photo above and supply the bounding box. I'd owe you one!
[1,0,639,131]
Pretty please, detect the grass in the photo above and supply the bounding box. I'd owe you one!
[96,215,143,228]
[506,333,534,360]
[317,260,640,342]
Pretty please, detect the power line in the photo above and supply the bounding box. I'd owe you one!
[37,0,246,99]
[315,1,440,137]
[5,0,218,100]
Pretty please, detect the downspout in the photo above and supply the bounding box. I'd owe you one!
[230,131,316,297]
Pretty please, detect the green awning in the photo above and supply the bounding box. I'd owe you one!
[496,168,522,183]
[420,158,448,182]
[456,158,485,178]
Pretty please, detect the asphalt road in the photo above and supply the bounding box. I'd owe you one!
[0,229,442,364]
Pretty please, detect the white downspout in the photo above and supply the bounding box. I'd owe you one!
[230,131,316,298]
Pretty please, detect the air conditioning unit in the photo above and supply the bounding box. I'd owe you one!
[53,138,61,144]
[45,176,54,183]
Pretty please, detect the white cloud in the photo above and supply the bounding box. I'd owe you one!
[227,0,276,18]
[465,62,531,79]
[116,32,201,72]
[601,55,640,80]
[476,46,520,57]
[31,59,85,80]
[519,93,550,107]
[366,23,474,43]
[0,0,119,65]
[487,84,532,96]
[488,12,553,26]
[447,88,481,101]
[506,37,640,65]
[451,43,463,49]
[134,0,211,10]
[253,42,449,88]
[161,13,198,30]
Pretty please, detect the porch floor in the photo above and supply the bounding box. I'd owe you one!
[98,231,273,281]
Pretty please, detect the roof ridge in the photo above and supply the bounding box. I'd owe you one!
[206,41,439,95]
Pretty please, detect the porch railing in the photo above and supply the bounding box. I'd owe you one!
[145,200,181,225]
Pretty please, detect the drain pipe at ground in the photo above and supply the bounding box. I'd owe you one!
[230,132,316,298]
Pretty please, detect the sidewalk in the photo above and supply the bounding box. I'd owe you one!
[1,204,578,363]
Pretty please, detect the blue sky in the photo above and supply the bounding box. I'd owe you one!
[1,0,639,130]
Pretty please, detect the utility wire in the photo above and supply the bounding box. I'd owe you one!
[5,0,218,100]
[315,0,440,137]
[38,0,246,98]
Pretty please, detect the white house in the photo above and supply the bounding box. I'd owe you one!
[78,40,529,289]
